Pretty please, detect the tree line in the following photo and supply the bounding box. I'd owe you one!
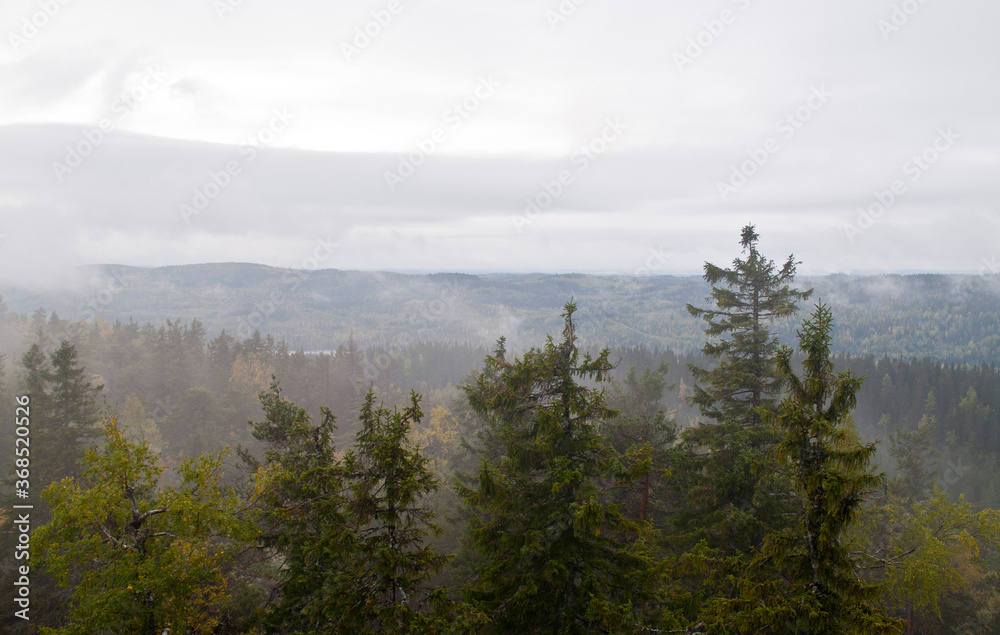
[1,226,999,632]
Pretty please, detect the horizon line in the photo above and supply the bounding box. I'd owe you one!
[77,262,999,278]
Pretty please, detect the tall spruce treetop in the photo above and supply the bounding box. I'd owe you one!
[675,225,812,555]
[686,224,812,429]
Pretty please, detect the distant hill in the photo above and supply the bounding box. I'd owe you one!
[3,264,1000,364]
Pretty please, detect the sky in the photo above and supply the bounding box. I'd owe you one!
[0,0,998,288]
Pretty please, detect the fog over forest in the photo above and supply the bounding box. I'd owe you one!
[2,0,1000,632]
[4,242,1000,633]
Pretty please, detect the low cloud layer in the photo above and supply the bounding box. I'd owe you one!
[0,0,997,286]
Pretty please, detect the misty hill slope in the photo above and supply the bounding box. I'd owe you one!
[3,264,1000,363]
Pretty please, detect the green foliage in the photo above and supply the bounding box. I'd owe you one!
[46,340,103,436]
[857,413,1000,632]
[243,380,350,634]
[685,225,813,429]
[677,225,812,556]
[34,419,253,635]
[459,302,667,633]
[21,341,103,490]
[875,490,988,618]
[334,390,454,632]
[247,381,471,634]
[4,276,1000,631]
[718,303,902,633]
[603,362,677,524]
[888,414,939,503]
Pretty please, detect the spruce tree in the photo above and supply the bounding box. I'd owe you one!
[46,340,102,439]
[888,415,939,503]
[678,225,812,553]
[21,344,48,400]
[719,303,901,633]
[18,341,102,496]
[243,380,350,634]
[686,225,810,428]
[604,363,677,523]
[338,390,454,633]
[246,382,464,634]
[460,302,665,633]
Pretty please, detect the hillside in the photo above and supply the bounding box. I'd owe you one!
[3,264,1000,363]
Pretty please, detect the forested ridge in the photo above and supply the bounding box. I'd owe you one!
[1,227,999,632]
[3,264,1000,364]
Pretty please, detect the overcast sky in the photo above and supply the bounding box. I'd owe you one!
[0,0,998,288]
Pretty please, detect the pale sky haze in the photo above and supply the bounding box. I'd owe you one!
[0,0,998,287]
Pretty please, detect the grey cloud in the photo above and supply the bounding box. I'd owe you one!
[0,0,998,281]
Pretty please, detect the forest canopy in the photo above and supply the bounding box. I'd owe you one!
[1,226,999,633]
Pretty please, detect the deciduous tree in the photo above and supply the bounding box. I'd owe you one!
[35,420,253,635]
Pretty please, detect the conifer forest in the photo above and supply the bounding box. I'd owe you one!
[2,226,999,634]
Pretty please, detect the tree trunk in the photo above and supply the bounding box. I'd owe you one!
[142,589,158,635]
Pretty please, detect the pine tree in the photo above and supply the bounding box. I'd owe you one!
[460,302,666,633]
